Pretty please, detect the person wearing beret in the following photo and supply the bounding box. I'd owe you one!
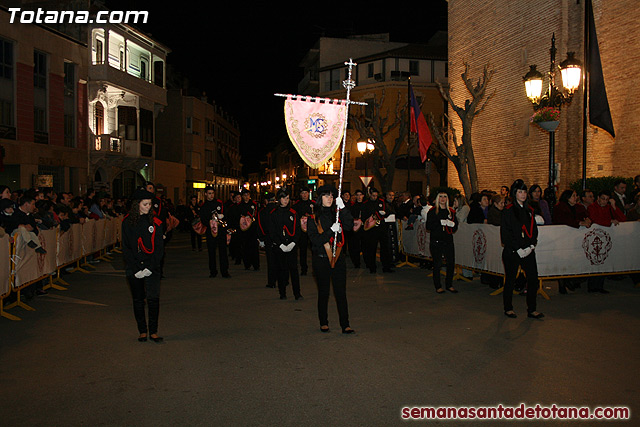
[500,180,544,319]
[291,187,315,276]
[257,192,278,289]
[348,189,365,268]
[122,188,165,342]
[269,189,302,300]
[238,189,260,271]
[200,186,230,279]
[307,185,355,334]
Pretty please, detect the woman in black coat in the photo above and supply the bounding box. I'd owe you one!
[500,180,544,319]
[307,185,355,334]
[122,189,165,342]
[426,191,459,293]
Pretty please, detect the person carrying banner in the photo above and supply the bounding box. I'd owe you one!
[426,191,459,293]
[307,185,355,334]
[291,187,315,276]
[500,179,544,319]
[122,188,165,343]
[200,186,230,279]
[270,189,302,300]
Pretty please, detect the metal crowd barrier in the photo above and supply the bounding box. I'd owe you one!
[0,216,123,321]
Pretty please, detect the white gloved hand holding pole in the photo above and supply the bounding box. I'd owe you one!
[330,222,342,233]
[336,197,345,210]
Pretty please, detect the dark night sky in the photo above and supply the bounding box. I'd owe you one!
[106,1,448,174]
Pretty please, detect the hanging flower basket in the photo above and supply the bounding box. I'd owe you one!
[530,107,560,132]
[537,120,560,132]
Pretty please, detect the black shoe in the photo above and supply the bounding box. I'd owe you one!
[342,327,356,334]
[280,295,287,300]
[36,289,48,296]
[436,288,445,294]
[320,326,330,333]
[382,268,395,273]
[266,284,276,288]
[528,311,544,319]
[209,272,217,278]
[149,335,164,342]
[253,266,260,271]
[138,336,148,342]
[447,287,458,293]
[295,295,304,301]
[559,285,567,294]
[504,310,517,318]
[598,289,610,294]
[222,273,231,278]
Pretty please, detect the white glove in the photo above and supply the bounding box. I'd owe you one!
[336,198,345,210]
[330,222,342,233]
[517,247,532,258]
[142,268,152,277]
[446,220,456,228]
[258,240,265,248]
[134,270,145,279]
[440,219,448,226]
[287,242,296,251]
[379,210,385,216]
[279,244,287,252]
[529,245,535,252]
[535,215,545,225]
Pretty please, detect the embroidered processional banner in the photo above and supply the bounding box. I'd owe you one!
[284,97,347,169]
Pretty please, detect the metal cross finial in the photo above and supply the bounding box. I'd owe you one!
[343,58,357,90]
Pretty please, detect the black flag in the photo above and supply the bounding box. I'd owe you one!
[588,0,615,137]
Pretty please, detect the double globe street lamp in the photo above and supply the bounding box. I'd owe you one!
[357,139,375,191]
[523,33,582,208]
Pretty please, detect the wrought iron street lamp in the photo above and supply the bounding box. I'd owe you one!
[357,139,375,190]
[523,34,582,208]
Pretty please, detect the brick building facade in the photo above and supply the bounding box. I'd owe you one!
[447,0,639,194]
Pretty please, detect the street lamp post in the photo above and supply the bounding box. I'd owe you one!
[523,33,582,209]
[357,139,375,191]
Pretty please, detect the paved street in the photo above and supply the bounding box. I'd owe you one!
[1,232,638,426]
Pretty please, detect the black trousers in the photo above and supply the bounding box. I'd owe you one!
[264,242,277,287]
[502,250,538,313]
[313,254,349,329]
[276,247,301,298]
[206,233,229,275]
[229,233,242,262]
[347,230,362,268]
[362,228,377,270]
[430,240,455,290]
[298,233,310,274]
[241,228,260,269]
[190,229,202,250]
[128,273,161,335]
